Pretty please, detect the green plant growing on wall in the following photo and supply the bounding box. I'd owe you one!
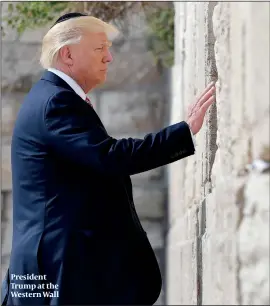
[146,7,174,67]
[2,1,174,67]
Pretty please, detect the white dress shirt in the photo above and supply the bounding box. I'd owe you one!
[48,68,87,101]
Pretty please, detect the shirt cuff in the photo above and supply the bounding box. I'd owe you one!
[189,127,196,149]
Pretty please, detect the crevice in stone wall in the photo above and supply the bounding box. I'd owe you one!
[196,199,206,305]
[196,3,218,305]
[204,2,218,195]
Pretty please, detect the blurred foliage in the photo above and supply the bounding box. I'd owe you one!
[2,1,174,67]
[146,6,174,67]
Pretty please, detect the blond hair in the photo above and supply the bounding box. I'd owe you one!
[40,16,119,69]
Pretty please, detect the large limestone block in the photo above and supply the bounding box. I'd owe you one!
[2,40,43,90]
[99,90,165,134]
[179,241,197,305]
[238,173,270,305]
[167,159,186,225]
[133,184,165,219]
[141,220,163,249]
[131,167,163,183]
[202,190,238,304]
[2,145,12,191]
[167,205,198,245]
[2,92,27,138]
[100,44,158,90]
[202,232,237,305]
[1,191,13,281]
[166,240,182,305]
[166,240,197,305]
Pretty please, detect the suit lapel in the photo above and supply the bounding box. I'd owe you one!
[41,70,108,133]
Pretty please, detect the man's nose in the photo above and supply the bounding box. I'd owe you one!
[103,50,113,63]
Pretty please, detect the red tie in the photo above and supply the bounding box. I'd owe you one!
[85,96,93,107]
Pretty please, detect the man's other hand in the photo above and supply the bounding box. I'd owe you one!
[186,82,216,135]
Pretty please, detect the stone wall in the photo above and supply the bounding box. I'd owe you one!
[167,2,269,305]
[1,4,169,303]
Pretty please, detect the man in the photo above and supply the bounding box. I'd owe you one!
[1,13,215,306]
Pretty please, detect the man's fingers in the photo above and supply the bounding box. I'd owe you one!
[200,95,215,113]
[197,81,215,101]
[198,86,215,108]
[188,83,215,120]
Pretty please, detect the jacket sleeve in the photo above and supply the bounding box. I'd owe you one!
[44,91,195,176]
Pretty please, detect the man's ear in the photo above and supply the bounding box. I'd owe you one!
[58,46,73,66]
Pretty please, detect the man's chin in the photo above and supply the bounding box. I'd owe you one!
[98,75,107,85]
[94,76,106,89]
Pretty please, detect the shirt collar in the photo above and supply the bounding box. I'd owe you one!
[48,68,87,101]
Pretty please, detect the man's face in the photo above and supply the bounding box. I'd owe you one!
[69,31,113,90]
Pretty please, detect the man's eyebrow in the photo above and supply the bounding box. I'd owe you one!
[100,41,112,47]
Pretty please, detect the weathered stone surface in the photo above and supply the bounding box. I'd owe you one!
[131,167,164,182]
[141,220,163,249]
[2,145,12,191]
[2,42,43,89]
[19,27,49,43]
[168,1,269,305]
[2,92,26,138]
[133,185,165,219]
[2,105,16,136]
[99,90,166,134]
[167,159,186,225]
[238,173,270,305]
[1,191,13,281]
[201,191,238,305]
[166,239,182,304]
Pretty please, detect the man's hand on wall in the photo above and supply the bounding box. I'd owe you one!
[186,82,216,135]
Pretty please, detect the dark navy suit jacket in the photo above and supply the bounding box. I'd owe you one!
[1,71,195,305]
